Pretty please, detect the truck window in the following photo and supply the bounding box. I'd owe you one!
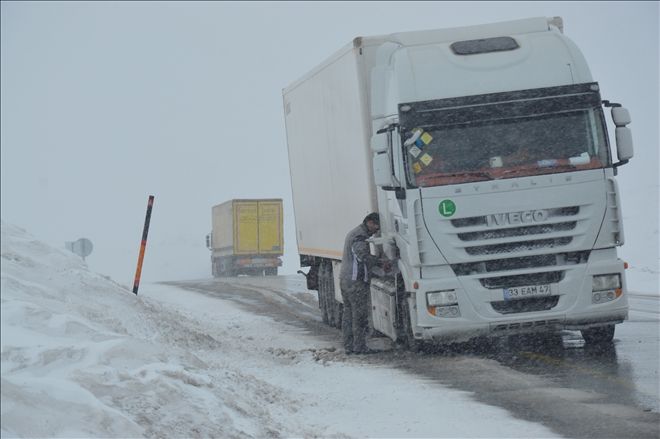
[399,85,611,187]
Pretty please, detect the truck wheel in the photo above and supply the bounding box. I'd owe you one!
[402,298,424,352]
[212,259,224,278]
[318,263,330,324]
[324,263,339,328]
[325,265,342,329]
[581,324,615,344]
[265,268,278,276]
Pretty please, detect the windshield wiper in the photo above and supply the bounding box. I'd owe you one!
[433,171,495,180]
[500,163,577,177]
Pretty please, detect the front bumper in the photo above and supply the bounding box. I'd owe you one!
[417,308,627,343]
[410,249,629,342]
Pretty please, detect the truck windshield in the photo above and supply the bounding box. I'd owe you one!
[399,84,611,187]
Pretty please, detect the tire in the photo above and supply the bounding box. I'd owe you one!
[318,263,330,324]
[581,324,615,344]
[325,263,339,328]
[401,297,423,352]
[265,267,278,276]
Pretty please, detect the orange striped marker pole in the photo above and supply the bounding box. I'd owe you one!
[133,195,154,295]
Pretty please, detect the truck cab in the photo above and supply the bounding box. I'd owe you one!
[283,16,634,348]
[368,18,633,346]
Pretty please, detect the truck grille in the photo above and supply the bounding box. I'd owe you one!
[457,221,576,241]
[491,296,560,314]
[490,318,564,332]
[480,271,564,289]
[447,206,581,257]
[451,251,589,276]
[431,204,590,316]
[465,237,572,256]
[451,206,579,228]
[452,254,555,275]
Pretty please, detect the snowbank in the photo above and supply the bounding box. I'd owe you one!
[1,221,559,438]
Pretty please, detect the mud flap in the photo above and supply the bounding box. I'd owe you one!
[301,263,319,291]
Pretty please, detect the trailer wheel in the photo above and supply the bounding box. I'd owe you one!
[318,263,330,324]
[324,262,340,328]
[581,324,615,344]
[265,267,278,276]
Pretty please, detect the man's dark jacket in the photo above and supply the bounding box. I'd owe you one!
[339,223,378,286]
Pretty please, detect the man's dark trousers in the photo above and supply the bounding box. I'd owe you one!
[341,279,370,353]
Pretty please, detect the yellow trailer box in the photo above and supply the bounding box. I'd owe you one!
[209,199,283,276]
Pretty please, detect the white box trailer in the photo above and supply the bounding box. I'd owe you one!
[283,17,634,346]
[284,46,377,261]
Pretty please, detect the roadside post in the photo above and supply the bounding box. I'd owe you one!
[133,195,154,295]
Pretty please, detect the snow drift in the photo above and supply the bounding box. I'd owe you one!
[1,221,557,438]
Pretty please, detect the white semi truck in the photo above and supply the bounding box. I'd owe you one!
[283,17,634,347]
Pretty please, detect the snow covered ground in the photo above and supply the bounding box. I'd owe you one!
[0,220,563,438]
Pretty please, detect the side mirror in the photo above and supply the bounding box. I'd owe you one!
[371,132,394,187]
[610,106,634,165]
[373,151,395,187]
[370,132,388,153]
[371,129,405,196]
[615,127,634,162]
[611,107,631,126]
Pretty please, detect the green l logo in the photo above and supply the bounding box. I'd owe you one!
[439,199,456,217]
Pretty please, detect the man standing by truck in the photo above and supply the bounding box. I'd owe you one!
[340,212,381,354]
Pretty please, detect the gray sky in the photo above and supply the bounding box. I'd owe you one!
[1,1,658,286]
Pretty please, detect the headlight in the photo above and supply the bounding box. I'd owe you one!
[427,290,458,306]
[592,274,621,291]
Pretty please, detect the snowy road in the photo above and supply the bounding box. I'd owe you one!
[170,276,660,439]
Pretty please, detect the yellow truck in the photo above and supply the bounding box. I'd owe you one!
[206,199,284,277]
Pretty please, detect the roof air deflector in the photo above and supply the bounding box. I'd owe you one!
[450,36,519,55]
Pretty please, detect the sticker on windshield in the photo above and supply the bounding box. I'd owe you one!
[409,146,422,158]
[419,153,433,166]
[439,199,456,217]
[405,128,433,148]
[412,162,423,174]
[420,132,433,145]
[404,128,423,147]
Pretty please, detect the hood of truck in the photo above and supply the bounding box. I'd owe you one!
[419,169,607,264]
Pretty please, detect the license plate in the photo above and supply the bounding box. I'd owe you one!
[503,284,551,301]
